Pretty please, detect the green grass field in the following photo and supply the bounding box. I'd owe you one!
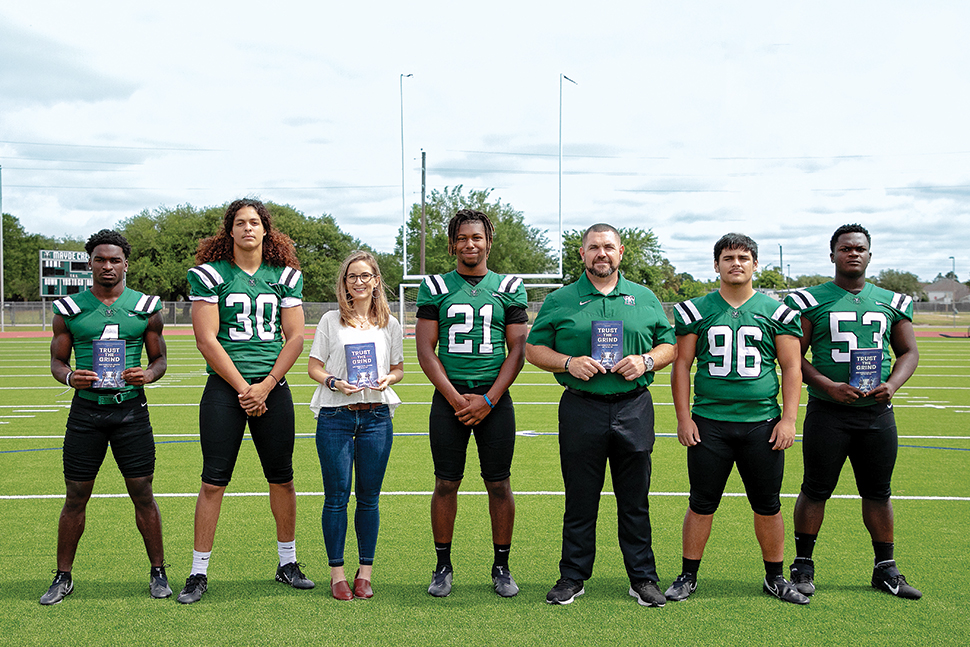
[1,333,967,646]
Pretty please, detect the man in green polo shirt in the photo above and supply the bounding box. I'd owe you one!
[526,223,677,607]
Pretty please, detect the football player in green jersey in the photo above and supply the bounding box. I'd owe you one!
[416,209,529,598]
[41,230,169,605]
[177,199,312,604]
[667,233,808,605]
[785,224,921,599]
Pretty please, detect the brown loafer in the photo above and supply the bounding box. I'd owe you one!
[331,579,353,601]
[354,570,373,599]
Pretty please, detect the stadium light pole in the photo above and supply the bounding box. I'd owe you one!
[400,73,413,276]
[559,74,577,279]
[950,256,956,278]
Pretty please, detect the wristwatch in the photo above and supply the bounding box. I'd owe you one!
[641,354,655,372]
[326,376,339,392]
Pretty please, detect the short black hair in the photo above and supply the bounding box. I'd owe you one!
[85,229,131,259]
[714,232,758,262]
[582,223,621,245]
[830,224,871,252]
[447,209,494,255]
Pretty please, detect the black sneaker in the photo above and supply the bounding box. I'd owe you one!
[872,561,922,599]
[546,577,584,605]
[763,575,810,605]
[176,573,208,604]
[150,565,172,599]
[491,565,519,598]
[789,559,815,596]
[629,580,666,607]
[276,562,315,589]
[664,572,697,601]
[428,564,453,597]
[39,570,73,605]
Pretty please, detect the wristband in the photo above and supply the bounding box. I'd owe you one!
[267,373,279,384]
[66,370,75,388]
[563,357,572,372]
[483,394,494,409]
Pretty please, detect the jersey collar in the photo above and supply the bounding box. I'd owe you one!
[578,270,634,297]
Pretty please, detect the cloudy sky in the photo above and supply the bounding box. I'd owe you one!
[1,1,968,282]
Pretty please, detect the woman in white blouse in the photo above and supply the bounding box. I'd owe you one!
[308,251,403,600]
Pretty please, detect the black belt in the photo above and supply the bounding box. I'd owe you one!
[76,389,142,405]
[565,385,647,403]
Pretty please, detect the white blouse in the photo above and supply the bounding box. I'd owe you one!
[308,310,404,417]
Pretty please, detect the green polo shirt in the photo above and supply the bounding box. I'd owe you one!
[528,271,675,395]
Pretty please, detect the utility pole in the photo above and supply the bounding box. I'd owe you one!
[778,244,784,287]
[420,150,427,275]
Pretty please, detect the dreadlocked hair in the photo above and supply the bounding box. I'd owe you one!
[335,250,391,329]
[447,209,494,256]
[195,199,300,268]
[85,229,132,259]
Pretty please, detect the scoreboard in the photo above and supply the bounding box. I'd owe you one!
[40,250,92,297]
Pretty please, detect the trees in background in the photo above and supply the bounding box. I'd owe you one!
[1,213,82,301]
[4,199,944,304]
[117,202,366,302]
[873,269,927,300]
[394,185,556,283]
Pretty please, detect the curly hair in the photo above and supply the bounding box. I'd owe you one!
[195,199,300,268]
[830,223,871,252]
[85,229,132,259]
[447,209,494,256]
[335,250,391,328]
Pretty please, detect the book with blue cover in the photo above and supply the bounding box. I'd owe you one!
[345,342,380,389]
[591,320,623,369]
[849,348,882,393]
[92,340,126,389]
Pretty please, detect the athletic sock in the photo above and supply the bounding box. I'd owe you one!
[278,540,296,566]
[873,541,894,565]
[493,543,511,569]
[434,542,452,569]
[191,550,211,576]
[682,557,701,576]
[794,532,818,560]
[764,561,784,579]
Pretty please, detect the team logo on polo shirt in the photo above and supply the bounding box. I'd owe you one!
[624,295,636,306]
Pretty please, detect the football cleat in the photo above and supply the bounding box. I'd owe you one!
[789,559,815,596]
[276,562,315,589]
[664,572,697,601]
[872,561,921,599]
[763,575,810,605]
[428,564,453,597]
[176,573,208,604]
[629,579,666,607]
[491,565,519,598]
[39,570,73,605]
[546,578,585,605]
[149,565,173,599]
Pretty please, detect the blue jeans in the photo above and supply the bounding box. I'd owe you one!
[315,405,393,567]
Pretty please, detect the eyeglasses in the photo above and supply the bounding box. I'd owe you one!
[346,273,375,284]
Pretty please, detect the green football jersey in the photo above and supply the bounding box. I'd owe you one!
[416,270,527,383]
[52,287,163,394]
[785,281,912,405]
[187,259,303,379]
[674,290,801,422]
